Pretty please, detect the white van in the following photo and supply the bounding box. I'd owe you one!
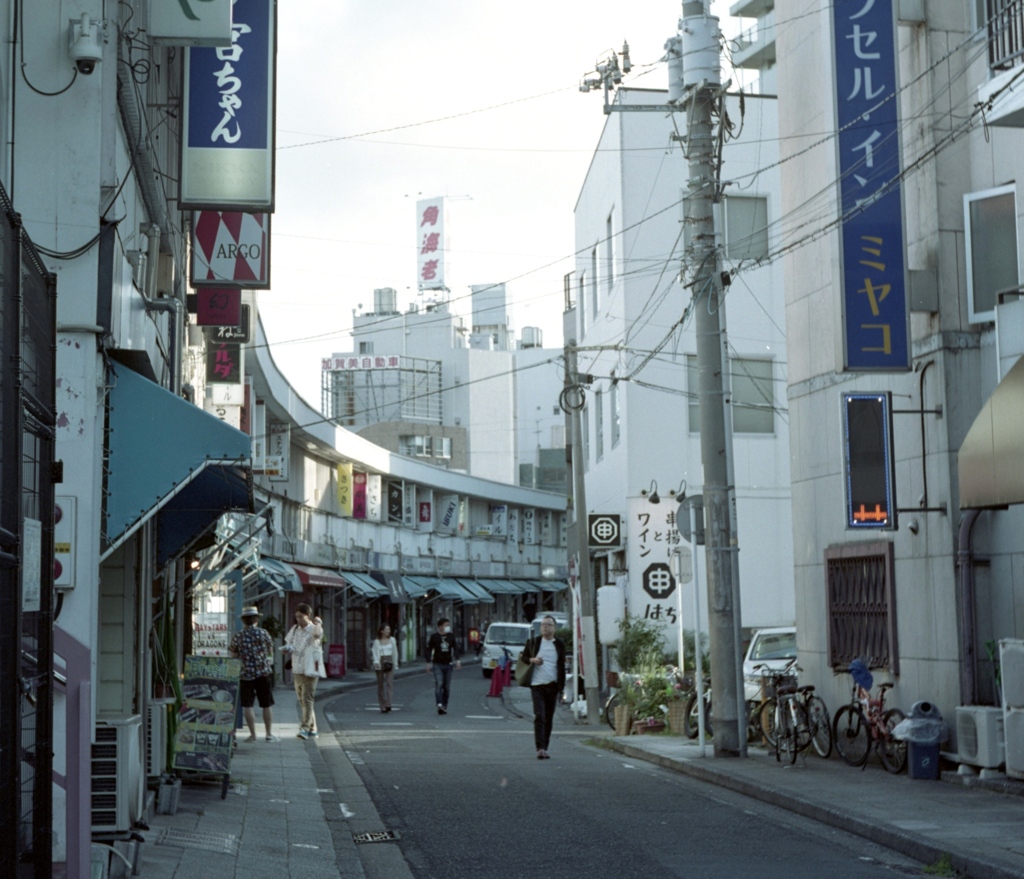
[480,622,531,678]
[743,626,797,700]
[530,611,568,640]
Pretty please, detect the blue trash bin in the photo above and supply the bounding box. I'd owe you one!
[908,741,941,779]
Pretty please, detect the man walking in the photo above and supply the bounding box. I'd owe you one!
[230,606,278,742]
[426,618,461,715]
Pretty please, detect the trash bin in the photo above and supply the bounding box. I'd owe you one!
[894,701,946,780]
[327,644,345,678]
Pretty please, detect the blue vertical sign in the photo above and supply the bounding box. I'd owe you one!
[833,0,908,371]
[181,0,276,210]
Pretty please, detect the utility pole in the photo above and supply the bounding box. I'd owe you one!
[563,340,600,723]
[678,0,742,756]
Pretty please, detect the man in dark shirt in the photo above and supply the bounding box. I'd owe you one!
[425,618,461,715]
[229,606,277,742]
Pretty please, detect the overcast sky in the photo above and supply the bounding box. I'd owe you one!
[260,1,742,406]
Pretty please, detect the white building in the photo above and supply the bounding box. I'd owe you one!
[776,0,1024,758]
[573,86,794,635]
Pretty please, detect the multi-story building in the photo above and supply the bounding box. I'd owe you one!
[572,85,795,635]
[776,0,1024,757]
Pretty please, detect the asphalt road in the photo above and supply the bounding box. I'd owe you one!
[323,672,929,879]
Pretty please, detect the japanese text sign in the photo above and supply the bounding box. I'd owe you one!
[626,497,683,646]
[416,197,445,291]
[205,340,242,384]
[842,392,897,529]
[181,0,276,210]
[833,0,909,371]
[196,287,241,326]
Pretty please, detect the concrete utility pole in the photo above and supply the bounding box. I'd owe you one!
[677,0,742,756]
[563,340,600,723]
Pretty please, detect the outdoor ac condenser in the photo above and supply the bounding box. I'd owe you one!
[146,700,173,778]
[955,706,1004,769]
[999,639,1024,780]
[92,716,144,833]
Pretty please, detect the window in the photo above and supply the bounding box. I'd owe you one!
[578,271,587,336]
[825,541,898,673]
[605,212,614,300]
[594,389,604,461]
[610,375,621,449]
[687,355,774,434]
[399,435,450,458]
[965,185,1019,323]
[731,358,774,434]
[724,196,769,261]
[358,341,374,354]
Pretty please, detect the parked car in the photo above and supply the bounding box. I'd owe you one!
[481,622,532,678]
[742,626,797,700]
[530,611,568,640]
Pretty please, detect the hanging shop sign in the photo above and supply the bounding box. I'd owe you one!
[192,211,270,287]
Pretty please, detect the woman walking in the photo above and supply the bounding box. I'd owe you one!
[283,603,325,739]
[371,624,399,712]
[520,615,566,759]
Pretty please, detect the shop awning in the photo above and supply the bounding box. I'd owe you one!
[257,557,303,594]
[530,579,568,593]
[291,563,348,589]
[372,570,410,604]
[958,356,1024,508]
[458,580,496,604]
[407,576,479,603]
[474,578,522,595]
[102,362,253,566]
[343,571,388,598]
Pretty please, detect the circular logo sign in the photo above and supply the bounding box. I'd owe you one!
[588,514,621,548]
[642,562,676,600]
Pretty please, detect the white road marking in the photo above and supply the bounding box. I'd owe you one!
[465,715,501,719]
[340,804,356,818]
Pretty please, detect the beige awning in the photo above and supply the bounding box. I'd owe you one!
[958,356,1024,508]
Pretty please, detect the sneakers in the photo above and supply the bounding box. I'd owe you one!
[438,704,447,715]
[297,729,311,739]
[265,735,279,742]
[245,734,257,743]
[309,731,318,738]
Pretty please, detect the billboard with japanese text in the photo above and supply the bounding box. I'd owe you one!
[416,197,445,291]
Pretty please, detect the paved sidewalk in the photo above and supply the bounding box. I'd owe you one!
[501,682,1024,879]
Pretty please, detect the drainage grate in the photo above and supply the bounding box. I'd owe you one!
[156,828,241,855]
[352,830,400,844]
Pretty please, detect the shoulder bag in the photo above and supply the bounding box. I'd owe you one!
[515,639,535,687]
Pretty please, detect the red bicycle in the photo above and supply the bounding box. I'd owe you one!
[832,667,907,773]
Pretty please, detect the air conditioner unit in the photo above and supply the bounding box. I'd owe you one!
[999,639,1024,780]
[92,716,144,833]
[956,706,1004,769]
[146,701,173,778]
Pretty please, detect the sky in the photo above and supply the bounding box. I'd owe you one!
[260,1,743,407]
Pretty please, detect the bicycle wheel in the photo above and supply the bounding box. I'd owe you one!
[791,699,812,753]
[774,700,792,762]
[759,697,778,748]
[806,695,833,759]
[880,708,908,774]
[604,691,621,731]
[833,704,870,766]
[746,700,763,743]
[683,691,713,739]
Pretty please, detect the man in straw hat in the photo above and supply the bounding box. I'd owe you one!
[230,606,278,742]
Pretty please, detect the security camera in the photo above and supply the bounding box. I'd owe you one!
[69,14,103,75]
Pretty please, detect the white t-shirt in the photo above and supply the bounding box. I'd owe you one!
[531,638,558,686]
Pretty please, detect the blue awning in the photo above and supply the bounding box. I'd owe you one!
[458,580,495,604]
[372,570,410,604]
[474,578,521,595]
[343,571,388,598]
[258,557,303,594]
[408,576,478,603]
[102,363,252,566]
[532,579,568,593]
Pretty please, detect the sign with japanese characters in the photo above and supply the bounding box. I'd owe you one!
[588,513,622,548]
[321,354,402,372]
[205,340,242,384]
[842,392,897,529]
[173,655,242,776]
[366,474,383,522]
[626,497,683,644]
[416,197,446,291]
[196,287,241,326]
[205,304,252,343]
[387,481,403,524]
[192,211,270,288]
[833,0,908,371]
[181,0,276,210]
[337,463,353,516]
[353,471,367,519]
[264,422,289,482]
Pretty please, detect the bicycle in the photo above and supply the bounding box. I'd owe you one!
[682,679,713,739]
[754,660,832,759]
[832,668,907,773]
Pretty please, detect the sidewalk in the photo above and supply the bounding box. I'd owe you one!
[501,683,1024,879]
[132,665,423,879]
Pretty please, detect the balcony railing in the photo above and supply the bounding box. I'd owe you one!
[989,0,1024,72]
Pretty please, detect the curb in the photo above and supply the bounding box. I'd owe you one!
[606,739,1024,879]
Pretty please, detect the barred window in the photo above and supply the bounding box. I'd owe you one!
[824,541,899,674]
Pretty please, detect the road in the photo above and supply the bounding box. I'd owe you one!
[322,672,929,879]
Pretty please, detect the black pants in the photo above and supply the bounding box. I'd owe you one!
[531,681,559,750]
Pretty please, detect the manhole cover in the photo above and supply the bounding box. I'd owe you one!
[352,830,399,844]
[156,829,240,855]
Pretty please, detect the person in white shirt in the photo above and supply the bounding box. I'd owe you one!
[282,603,324,738]
[371,624,399,712]
[521,615,566,759]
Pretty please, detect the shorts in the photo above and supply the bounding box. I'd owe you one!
[240,675,275,709]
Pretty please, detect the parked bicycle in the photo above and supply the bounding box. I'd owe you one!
[754,659,832,759]
[682,678,713,739]
[832,661,907,773]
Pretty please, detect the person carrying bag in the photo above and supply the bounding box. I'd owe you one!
[520,615,566,760]
[282,603,324,739]
[371,624,399,713]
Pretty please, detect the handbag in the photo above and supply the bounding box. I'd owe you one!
[381,657,394,673]
[284,656,292,671]
[515,648,534,687]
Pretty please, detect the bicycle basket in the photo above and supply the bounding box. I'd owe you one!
[766,674,798,697]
